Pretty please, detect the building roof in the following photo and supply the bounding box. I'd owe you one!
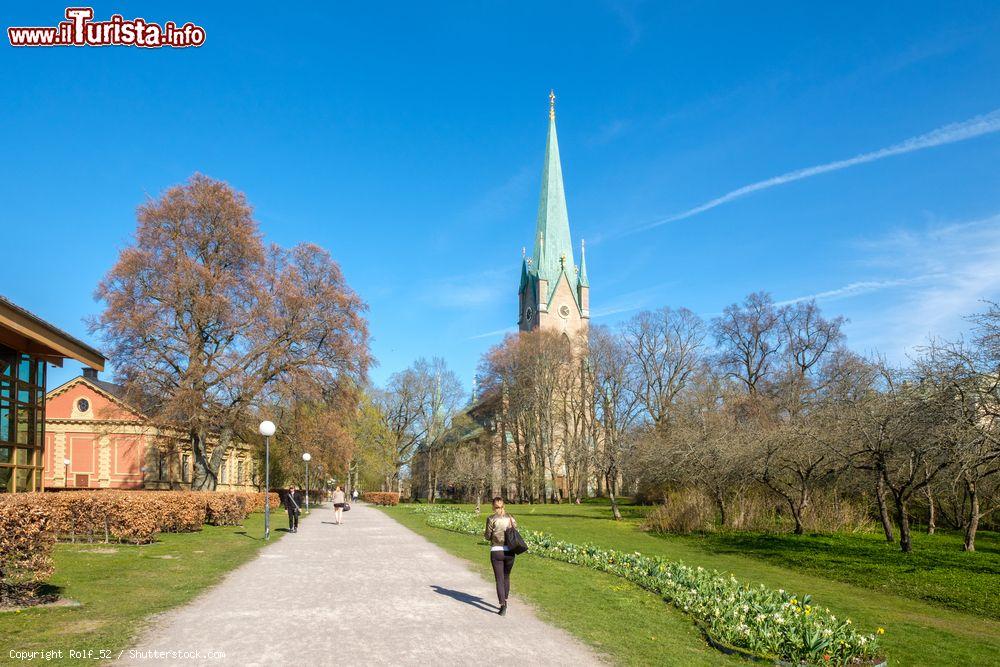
[530,96,579,302]
[0,294,105,370]
[46,373,140,417]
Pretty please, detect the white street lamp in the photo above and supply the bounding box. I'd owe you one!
[259,421,276,540]
[63,457,71,487]
[302,452,312,512]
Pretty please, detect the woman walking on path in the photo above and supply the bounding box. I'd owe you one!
[484,497,517,616]
[332,485,347,524]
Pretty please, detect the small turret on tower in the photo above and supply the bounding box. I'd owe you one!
[578,239,590,319]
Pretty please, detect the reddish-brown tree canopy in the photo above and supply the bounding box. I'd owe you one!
[92,174,371,488]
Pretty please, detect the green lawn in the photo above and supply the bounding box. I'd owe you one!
[688,529,1000,620]
[385,506,735,666]
[384,501,1000,666]
[0,511,286,667]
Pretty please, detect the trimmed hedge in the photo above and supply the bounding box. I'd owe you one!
[0,489,279,598]
[43,491,161,545]
[205,493,250,526]
[361,491,400,506]
[0,495,55,593]
[157,492,208,533]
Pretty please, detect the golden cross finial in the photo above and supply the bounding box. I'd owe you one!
[549,89,556,120]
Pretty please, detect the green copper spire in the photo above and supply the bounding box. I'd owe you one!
[532,90,577,297]
[579,239,589,287]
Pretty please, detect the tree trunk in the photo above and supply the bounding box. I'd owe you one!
[964,479,979,552]
[925,483,936,535]
[426,449,434,503]
[894,495,912,553]
[608,475,623,521]
[875,471,894,543]
[790,503,804,535]
[714,489,727,528]
[190,429,223,491]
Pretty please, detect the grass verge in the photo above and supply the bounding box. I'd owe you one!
[386,502,1000,666]
[0,511,284,666]
[383,505,737,666]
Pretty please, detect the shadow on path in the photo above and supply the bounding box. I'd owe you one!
[430,585,498,613]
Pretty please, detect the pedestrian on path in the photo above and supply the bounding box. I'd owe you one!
[284,485,303,533]
[352,488,359,503]
[484,497,517,616]
[332,485,347,524]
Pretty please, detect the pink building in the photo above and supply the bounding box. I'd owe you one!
[44,369,257,491]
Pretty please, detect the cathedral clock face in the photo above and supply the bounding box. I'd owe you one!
[558,304,571,319]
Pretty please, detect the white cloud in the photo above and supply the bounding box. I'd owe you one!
[421,267,512,310]
[850,213,1000,356]
[775,276,938,307]
[466,327,514,341]
[590,281,677,319]
[628,108,1000,234]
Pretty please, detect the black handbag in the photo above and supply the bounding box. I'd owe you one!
[343,503,351,512]
[504,517,528,555]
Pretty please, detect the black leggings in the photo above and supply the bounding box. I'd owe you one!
[490,550,515,606]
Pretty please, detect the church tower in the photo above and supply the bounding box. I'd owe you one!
[518,91,590,337]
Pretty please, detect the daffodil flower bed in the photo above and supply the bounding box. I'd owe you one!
[410,506,885,666]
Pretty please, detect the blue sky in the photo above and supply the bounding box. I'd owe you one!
[3,2,1000,393]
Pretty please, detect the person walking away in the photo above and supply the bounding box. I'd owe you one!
[484,497,517,616]
[284,485,303,533]
[352,488,359,504]
[332,485,347,524]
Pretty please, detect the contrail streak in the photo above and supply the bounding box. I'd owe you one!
[632,108,1000,234]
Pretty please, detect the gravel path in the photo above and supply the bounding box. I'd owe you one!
[122,503,603,666]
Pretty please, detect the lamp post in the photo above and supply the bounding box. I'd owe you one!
[259,420,276,540]
[63,458,71,488]
[302,452,312,513]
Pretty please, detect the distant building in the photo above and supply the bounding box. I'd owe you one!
[0,295,106,493]
[44,370,258,491]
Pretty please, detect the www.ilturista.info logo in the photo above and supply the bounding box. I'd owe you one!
[8,7,206,48]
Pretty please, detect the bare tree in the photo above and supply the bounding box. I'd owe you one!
[374,366,430,494]
[919,329,1000,551]
[756,406,844,535]
[713,292,784,395]
[588,325,643,519]
[777,300,846,412]
[415,357,465,502]
[621,307,706,426]
[845,364,952,552]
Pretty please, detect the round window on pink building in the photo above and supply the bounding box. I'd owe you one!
[77,398,90,412]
